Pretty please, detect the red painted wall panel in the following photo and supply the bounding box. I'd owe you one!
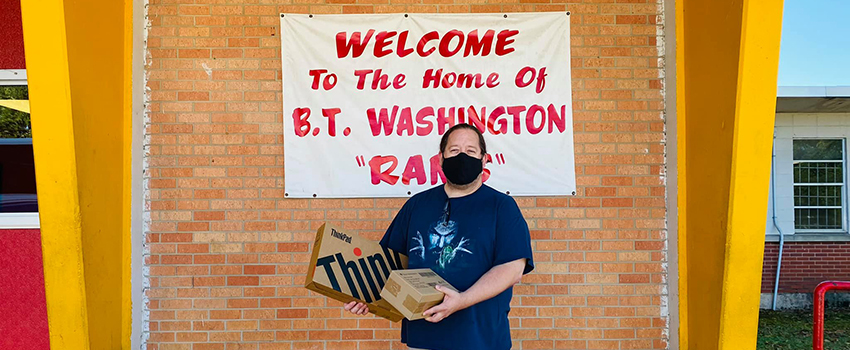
[0,229,49,350]
[0,0,27,69]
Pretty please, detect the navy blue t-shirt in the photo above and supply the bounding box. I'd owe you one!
[379,184,534,350]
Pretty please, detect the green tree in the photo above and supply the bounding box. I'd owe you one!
[0,86,31,138]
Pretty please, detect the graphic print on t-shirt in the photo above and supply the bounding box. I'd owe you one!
[409,202,473,272]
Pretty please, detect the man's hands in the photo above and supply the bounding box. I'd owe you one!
[423,285,469,323]
[343,301,369,316]
[344,259,527,322]
[424,258,526,323]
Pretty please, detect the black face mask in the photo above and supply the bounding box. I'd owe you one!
[442,152,483,186]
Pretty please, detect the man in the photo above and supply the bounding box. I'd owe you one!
[344,124,534,350]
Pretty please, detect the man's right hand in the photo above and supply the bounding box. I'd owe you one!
[344,301,369,316]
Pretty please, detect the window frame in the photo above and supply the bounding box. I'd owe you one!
[0,69,27,86]
[0,69,38,229]
[792,137,849,234]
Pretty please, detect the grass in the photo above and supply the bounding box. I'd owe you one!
[759,309,850,350]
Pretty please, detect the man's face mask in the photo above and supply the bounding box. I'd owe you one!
[442,152,483,186]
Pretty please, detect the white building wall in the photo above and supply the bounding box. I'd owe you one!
[766,113,850,235]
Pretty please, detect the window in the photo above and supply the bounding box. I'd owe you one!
[0,72,38,228]
[793,139,845,232]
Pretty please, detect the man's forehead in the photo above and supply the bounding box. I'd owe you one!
[446,130,480,147]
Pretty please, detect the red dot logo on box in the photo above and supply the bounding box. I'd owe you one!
[353,247,362,256]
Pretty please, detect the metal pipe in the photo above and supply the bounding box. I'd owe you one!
[813,281,850,350]
[771,136,786,310]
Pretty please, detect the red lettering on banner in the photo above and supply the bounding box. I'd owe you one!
[422,69,501,90]
[393,74,406,89]
[397,31,415,57]
[364,153,498,186]
[416,107,435,136]
[487,106,507,135]
[355,69,406,90]
[441,72,457,88]
[456,73,484,89]
[436,107,456,135]
[292,108,311,137]
[515,66,548,93]
[360,104,568,138]
[464,29,495,57]
[369,155,400,185]
[396,107,414,136]
[371,69,391,90]
[417,31,439,57]
[336,30,375,58]
[309,69,327,90]
[374,31,397,58]
[506,106,526,134]
[354,69,370,90]
[402,155,427,185]
[322,108,341,136]
[526,104,545,134]
[548,104,566,133]
[486,73,500,88]
[339,29,519,58]
[465,106,487,133]
[535,67,547,93]
[516,66,535,89]
[495,30,519,56]
[430,154,445,185]
[423,69,440,89]
[438,30,464,57]
[366,107,398,136]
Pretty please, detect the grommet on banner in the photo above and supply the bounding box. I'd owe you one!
[572,191,576,195]
[281,14,285,17]
[407,191,412,195]
[312,193,317,198]
[404,14,408,18]
[309,14,313,18]
[503,14,508,18]
[284,192,289,197]
[506,191,511,195]
[566,11,571,16]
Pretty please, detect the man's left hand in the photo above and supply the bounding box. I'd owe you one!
[423,285,468,323]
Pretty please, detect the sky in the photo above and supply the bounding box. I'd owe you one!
[777,0,850,86]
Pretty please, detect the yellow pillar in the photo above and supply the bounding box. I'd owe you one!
[21,0,134,348]
[677,0,784,348]
[63,0,133,347]
[20,0,91,348]
[719,1,784,348]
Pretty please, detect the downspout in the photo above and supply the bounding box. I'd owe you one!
[771,135,786,310]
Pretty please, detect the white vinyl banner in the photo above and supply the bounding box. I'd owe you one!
[281,13,575,198]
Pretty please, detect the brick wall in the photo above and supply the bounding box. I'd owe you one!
[144,0,668,349]
[762,242,850,294]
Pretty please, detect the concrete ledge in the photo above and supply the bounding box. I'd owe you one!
[760,292,850,310]
[765,234,850,242]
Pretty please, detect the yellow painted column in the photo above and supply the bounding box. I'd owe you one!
[20,0,91,348]
[122,0,135,347]
[21,0,134,348]
[676,0,784,349]
[63,0,134,348]
[674,0,688,347]
[719,0,784,348]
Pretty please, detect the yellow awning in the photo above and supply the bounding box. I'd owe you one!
[0,100,31,113]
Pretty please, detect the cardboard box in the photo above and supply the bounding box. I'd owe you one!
[379,268,459,321]
[304,223,408,322]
